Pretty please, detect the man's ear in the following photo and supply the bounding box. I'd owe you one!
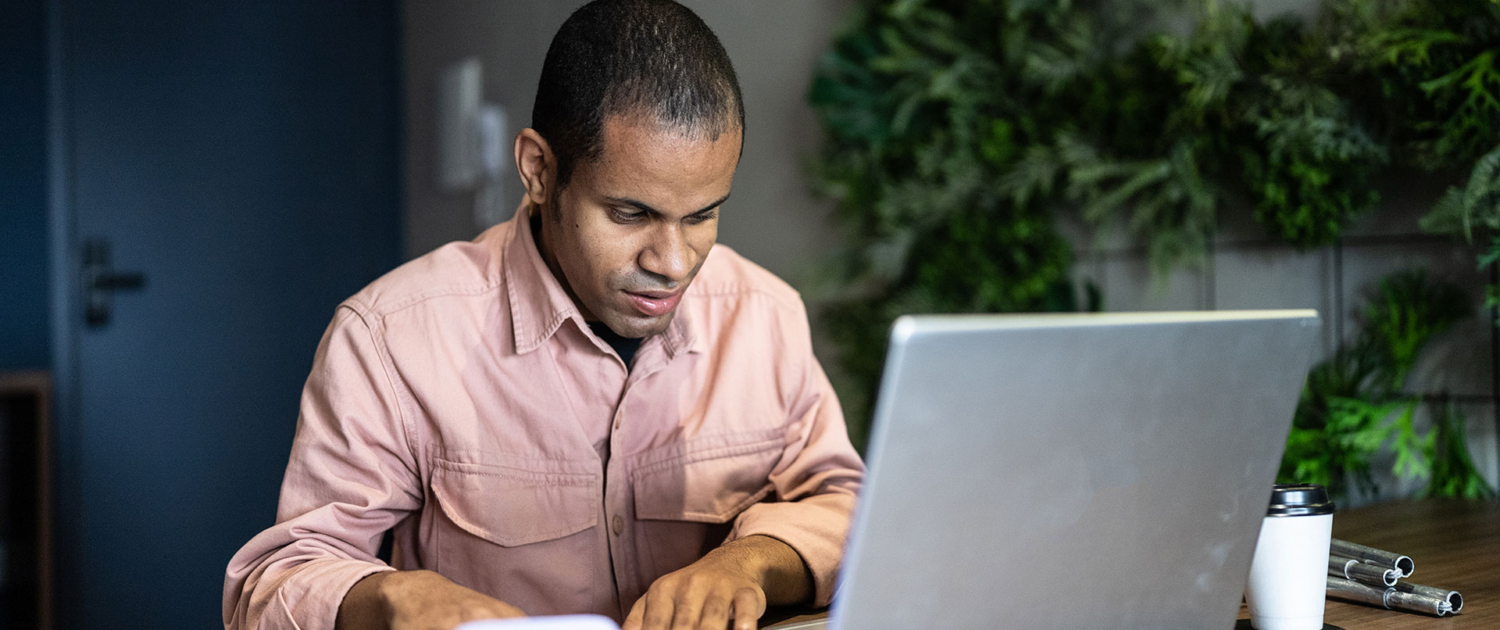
[514,128,554,207]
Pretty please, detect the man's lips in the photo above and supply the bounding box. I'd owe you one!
[625,289,683,317]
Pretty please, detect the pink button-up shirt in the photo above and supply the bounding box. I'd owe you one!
[223,206,865,630]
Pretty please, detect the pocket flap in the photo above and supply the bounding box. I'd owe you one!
[431,457,599,547]
[633,435,784,524]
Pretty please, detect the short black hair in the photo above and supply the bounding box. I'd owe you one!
[533,0,745,192]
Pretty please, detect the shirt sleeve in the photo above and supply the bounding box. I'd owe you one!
[224,305,423,630]
[727,306,865,608]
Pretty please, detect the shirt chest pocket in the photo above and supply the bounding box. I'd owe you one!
[632,432,785,524]
[430,456,600,547]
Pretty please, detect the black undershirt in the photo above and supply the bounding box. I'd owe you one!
[588,321,644,370]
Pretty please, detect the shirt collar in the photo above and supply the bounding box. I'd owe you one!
[503,203,700,358]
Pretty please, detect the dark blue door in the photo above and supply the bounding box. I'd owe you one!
[58,2,401,628]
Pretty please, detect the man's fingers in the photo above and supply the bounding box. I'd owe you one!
[730,588,765,630]
[622,597,647,630]
[642,588,675,630]
[491,601,527,619]
[695,595,731,630]
[669,587,705,630]
[458,601,526,622]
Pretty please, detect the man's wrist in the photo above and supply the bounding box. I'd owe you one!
[338,570,400,630]
[338,569,526,629]
[713,535,814,606]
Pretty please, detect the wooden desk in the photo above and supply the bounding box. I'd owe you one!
[764,499,1499,629]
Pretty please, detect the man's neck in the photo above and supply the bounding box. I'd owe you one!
[528,204,595,322]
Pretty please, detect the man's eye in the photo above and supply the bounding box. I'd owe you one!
[686,210,718,224]
[612,208,646,223]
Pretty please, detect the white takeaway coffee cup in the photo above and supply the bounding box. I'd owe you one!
[1244,484,1335,630]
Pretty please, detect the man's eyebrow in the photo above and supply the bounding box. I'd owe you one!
[605,194,730,217]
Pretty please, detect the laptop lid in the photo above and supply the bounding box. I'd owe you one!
[830,311,1320,630]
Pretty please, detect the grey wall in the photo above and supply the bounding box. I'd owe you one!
[401,0,851,284]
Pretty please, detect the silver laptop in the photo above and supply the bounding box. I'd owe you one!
[777,311,1320,630]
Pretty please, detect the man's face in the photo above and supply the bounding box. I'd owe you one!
[538,116,741,338]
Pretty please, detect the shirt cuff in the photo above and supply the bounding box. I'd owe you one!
[268,558,395,630]
[729,494,856,608]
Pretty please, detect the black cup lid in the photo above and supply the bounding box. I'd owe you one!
[1266,484,1334,517]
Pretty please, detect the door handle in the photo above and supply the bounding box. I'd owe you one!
[82,238,147,327]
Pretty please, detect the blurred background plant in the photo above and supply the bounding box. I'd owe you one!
[808,0,1500,497]
[1422,144,1500,325]
[1282,270,1492,500]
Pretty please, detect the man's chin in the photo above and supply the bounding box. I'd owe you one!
[599,310,674,339]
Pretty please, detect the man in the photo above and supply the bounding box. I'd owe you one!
[222,2,864,629]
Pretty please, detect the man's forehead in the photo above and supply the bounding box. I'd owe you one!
[595,113,742,161]
[580,115,741,212]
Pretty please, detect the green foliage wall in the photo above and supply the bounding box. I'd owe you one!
[809,0,1500,493]
[1286,271,1492,500]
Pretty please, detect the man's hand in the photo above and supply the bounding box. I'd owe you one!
[337,569,527,630]
[622,535,812,630]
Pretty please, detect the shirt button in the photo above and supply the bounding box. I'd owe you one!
[611,514,625,536]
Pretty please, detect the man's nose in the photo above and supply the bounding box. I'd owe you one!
[639,222,695,285]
